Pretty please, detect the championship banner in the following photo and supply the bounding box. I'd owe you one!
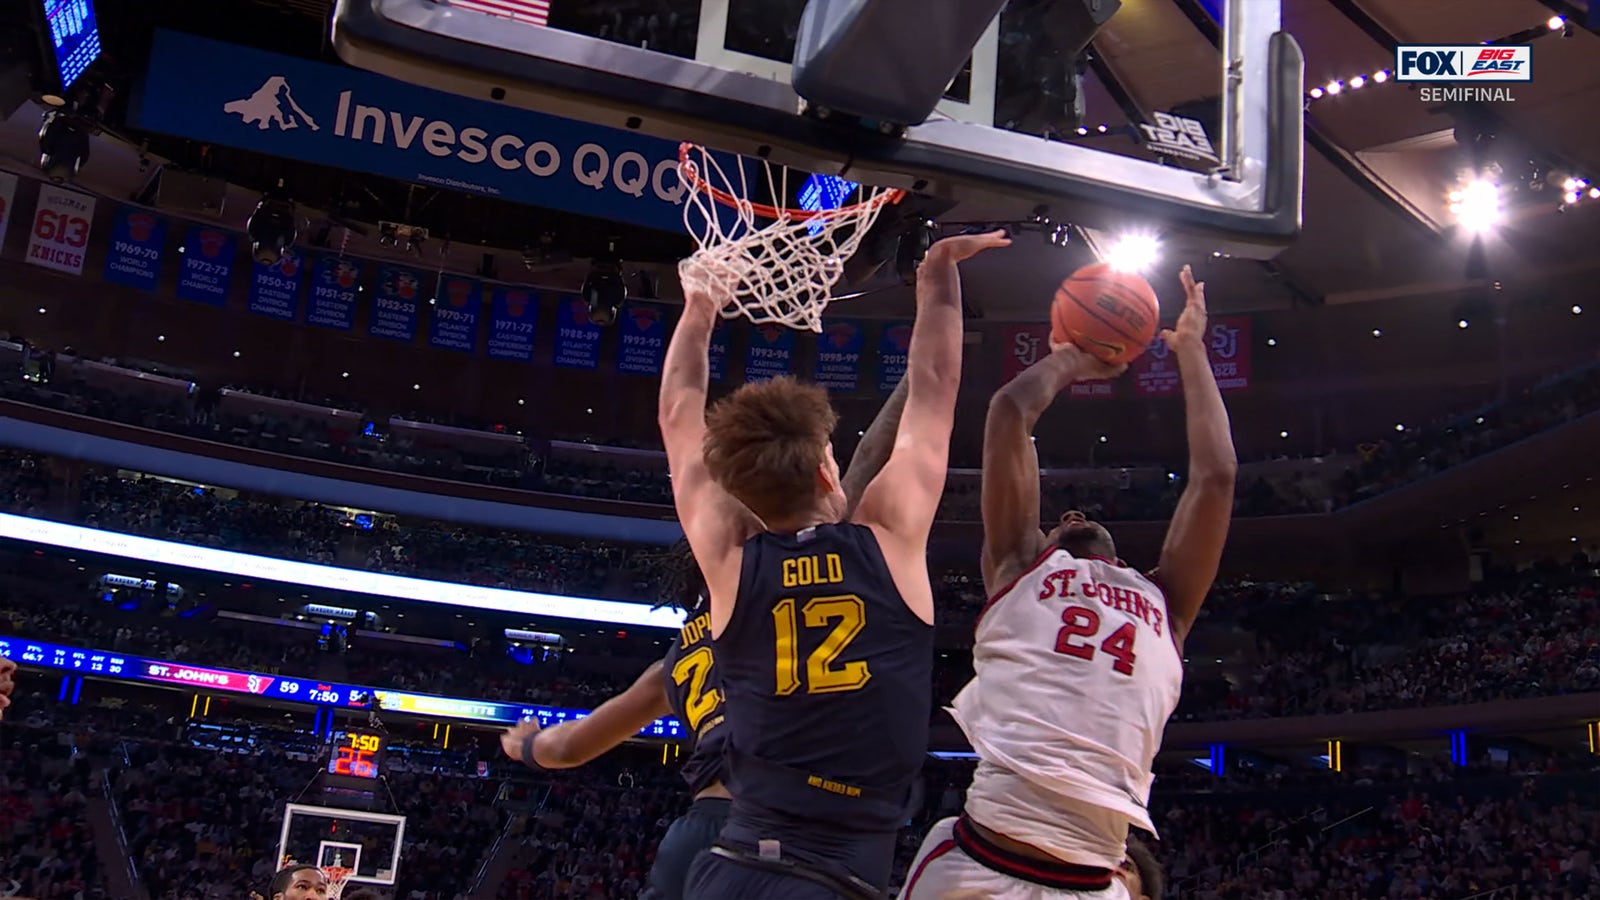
[175,226,238,305]
[617,305,667,376]
[708,319,730,383]
[246,248,305,320]
[485,286,537,361]
[24,184,95,275]
[553,295,602,369]
[744,324,795,382]
[877,322,911,392]
[305,256,361,331]
[1130,315,1252,395]
[136,29,713,233]
[814,321,864,392]
[369,264,424,342]
[102,207,167,290]
[0,173,16,252]
[1001,324,1114,398]
[428,275,481,353]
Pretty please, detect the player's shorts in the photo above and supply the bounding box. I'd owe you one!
[643,797,731,900]
[900,817,1130,900]
[684,844,883,900]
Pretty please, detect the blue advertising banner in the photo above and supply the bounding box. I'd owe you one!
[246,248,305,321]
[485,286,537,361]
[370,265,424,343]
[708,319,730,383]
[102,207,167,290]
[814,321,864,391]
[428,275,481,353]
[745,324,795,382]
[175,226,237,306]
[136,30,702,233]
[306,256,361,331]
[617,305,667,376]
[553,296,603,370]
[877,322,912,392]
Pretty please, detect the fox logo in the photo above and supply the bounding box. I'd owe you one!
[825,323,857,349]
[224,76,320,131]
[503,291,530,317]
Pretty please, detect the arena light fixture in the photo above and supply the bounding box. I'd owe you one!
[1448,179,1501,233]
[1103,232,1161,273]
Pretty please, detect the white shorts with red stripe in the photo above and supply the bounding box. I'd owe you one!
[899,818,1131,900]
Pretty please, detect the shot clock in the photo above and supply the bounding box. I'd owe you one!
[328,730,386,779]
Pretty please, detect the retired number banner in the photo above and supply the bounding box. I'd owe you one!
[25,184,95,275]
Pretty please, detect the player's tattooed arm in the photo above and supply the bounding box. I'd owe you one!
[1149,266,1235,645]
[981,343,1121,593]
[841,374,910,517]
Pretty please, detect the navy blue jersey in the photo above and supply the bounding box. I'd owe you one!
[662,608,729,796]
[716,523,933,838]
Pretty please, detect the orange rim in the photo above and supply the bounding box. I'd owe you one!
[679,142,904,222]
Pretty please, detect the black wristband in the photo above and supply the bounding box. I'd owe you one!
[520,731,544,770]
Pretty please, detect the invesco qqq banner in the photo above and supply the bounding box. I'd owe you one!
[136,30,694,232]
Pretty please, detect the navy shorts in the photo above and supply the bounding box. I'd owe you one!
[643,797,732,900]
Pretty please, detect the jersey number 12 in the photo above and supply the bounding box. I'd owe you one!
[773,595,871,695]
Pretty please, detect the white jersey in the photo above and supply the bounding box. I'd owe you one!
[950,547,1183,866]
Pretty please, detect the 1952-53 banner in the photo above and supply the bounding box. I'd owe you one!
[25,184,96,276]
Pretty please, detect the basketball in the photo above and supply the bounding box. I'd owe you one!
[1050,263,1161,366]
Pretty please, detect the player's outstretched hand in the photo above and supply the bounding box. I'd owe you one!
[1045,339,1128,383]
[500,717,542,765]
[0,657,15,719]
[1159,264,1207,353]
[925,229,1012,265]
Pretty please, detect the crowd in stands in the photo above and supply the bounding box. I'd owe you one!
[0,721,104,899]
[5,351,1599,521]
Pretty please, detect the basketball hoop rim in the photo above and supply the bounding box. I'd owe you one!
[677,142,905,222]
[321,865,354,896]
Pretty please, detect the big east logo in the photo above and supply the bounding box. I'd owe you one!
[1396,45,1532,82]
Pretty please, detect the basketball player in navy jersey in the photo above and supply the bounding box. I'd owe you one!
[662,230,1008,899]
[903,265,1232,899]
[498,378,915,899]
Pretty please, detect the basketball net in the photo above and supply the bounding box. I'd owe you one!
[677,143,904,333]
[321,866,353,899]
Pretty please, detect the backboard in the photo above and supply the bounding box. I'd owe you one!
[277,803,406,887]
[331,0,1302,257]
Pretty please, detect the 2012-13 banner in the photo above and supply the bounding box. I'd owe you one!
[814,321,864,392]
[305,256,361,331]
[1001,324,1114,398]
[485,286,537,361]
[877,322,911,392]
[25,184,95,276]
[1130,315,1252,395]
[102,207,168,290]
[175,226,238,305]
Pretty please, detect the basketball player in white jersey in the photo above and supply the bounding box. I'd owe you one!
[903,265,1234,899]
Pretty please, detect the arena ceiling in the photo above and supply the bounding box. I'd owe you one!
[5,0,1600,324]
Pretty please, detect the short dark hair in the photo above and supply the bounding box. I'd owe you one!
[1126,837,1164,899]
[703,376,838,524]
[657,537,706,613]
[269,864,323,898]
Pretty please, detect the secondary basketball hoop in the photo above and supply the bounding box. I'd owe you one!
[677,142,904,333]
[321,866,353,899]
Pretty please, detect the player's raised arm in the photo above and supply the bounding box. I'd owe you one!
[0,657,15,719]
[852,231,1009,616]
[659,270,760,633]
[1148,265,1237,645]
[981,343,1124,594]
[840,373,911,516]
[501,661,672,769]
